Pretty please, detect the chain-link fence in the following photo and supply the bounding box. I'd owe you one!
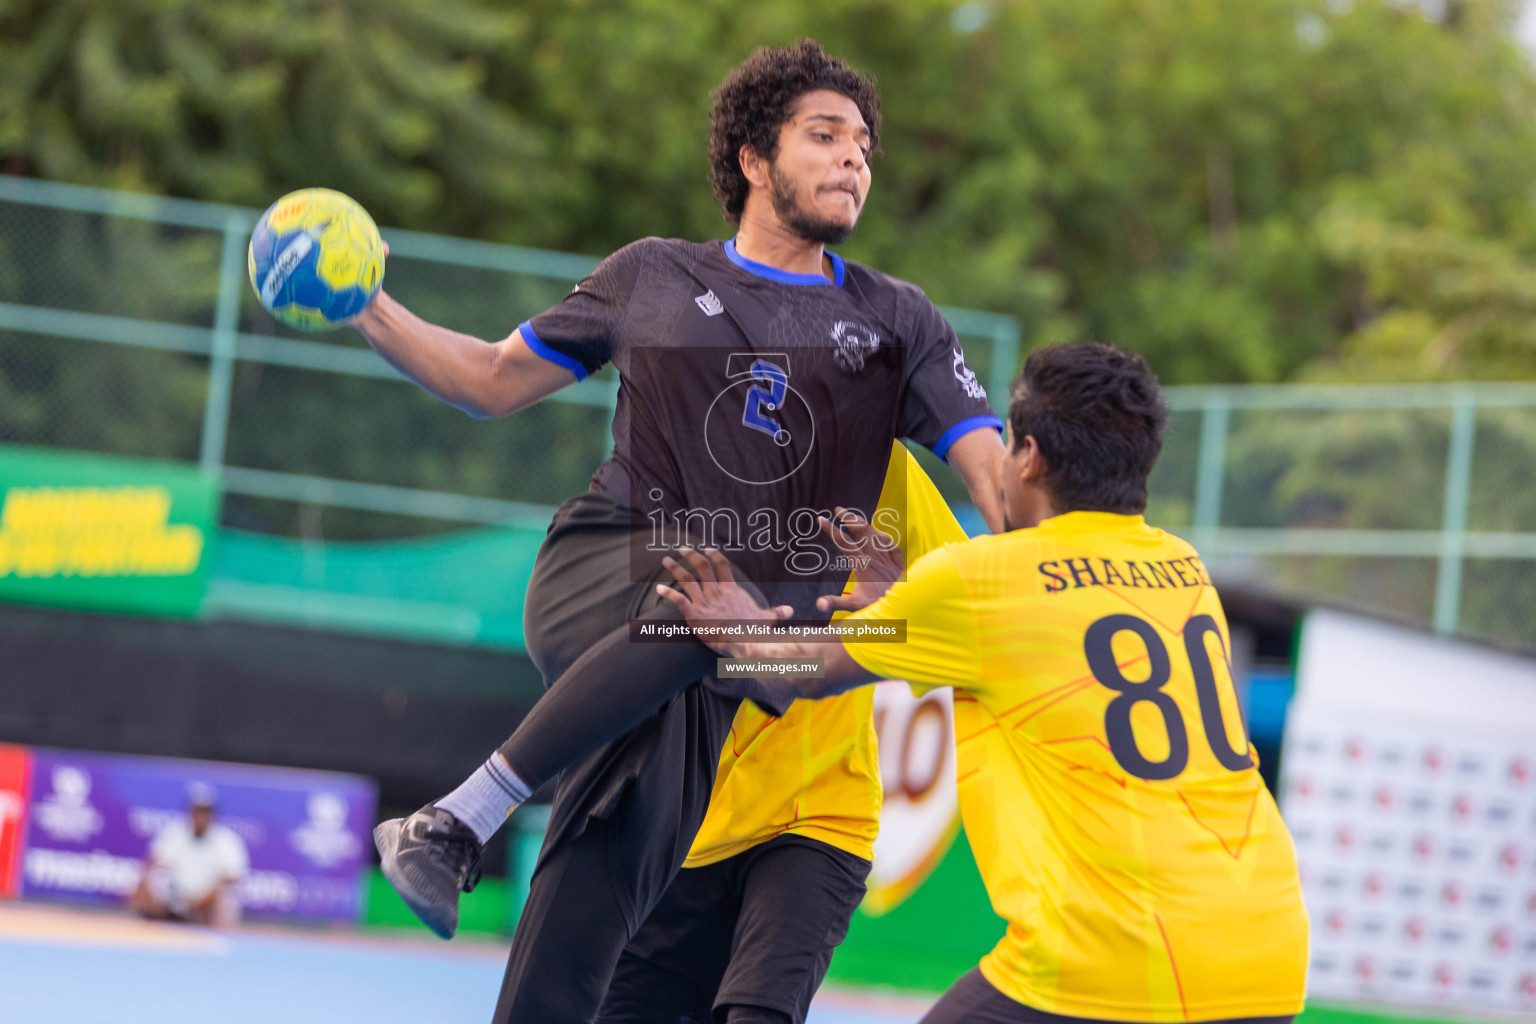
[1148,387,1536,647]
[0,175,1021,544]
[3,175,1534,646]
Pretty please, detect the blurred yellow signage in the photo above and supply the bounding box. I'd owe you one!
[0,485,203,579]
[0,446,217,617]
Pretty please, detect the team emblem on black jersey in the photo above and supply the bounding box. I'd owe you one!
[830,320,880,372]
[703,353,815,486]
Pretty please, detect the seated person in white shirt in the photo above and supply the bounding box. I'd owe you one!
[129,783,248,927]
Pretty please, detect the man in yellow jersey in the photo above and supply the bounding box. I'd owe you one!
[597,441,969,1024]
[657,341,1310,1024]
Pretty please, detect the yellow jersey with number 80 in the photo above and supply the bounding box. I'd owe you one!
[844,511,1308,1023]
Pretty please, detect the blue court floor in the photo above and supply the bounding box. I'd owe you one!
[0,902,934,1024]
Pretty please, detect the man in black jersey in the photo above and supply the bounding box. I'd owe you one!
[356,41,1006,1023]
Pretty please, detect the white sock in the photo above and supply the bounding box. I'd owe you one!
[435,754,531,845]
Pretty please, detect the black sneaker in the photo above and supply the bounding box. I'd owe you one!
[373,805,482,939]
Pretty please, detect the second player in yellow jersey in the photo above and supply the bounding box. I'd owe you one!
[841,514,1307,1021]
[657,342,1309,1024]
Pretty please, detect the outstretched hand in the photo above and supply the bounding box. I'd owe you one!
[814,507,904,613]
[656,548,795,655]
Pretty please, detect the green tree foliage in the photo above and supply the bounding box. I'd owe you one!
[1312,208,1536,382]
[7,0,1536,385]
[0,0,547,230]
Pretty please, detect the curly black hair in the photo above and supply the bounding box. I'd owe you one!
[708,40,882,226]
[1009,342,1169,515]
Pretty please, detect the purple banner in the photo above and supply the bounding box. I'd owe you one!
[20,748,376,922]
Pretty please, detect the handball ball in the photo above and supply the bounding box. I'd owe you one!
[248,188,384,330]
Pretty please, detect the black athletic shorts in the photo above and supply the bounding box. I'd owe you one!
[920,968,1298,1024]
[492,492,772,1023]
[521,490,753,932]
[595,834,872,1024]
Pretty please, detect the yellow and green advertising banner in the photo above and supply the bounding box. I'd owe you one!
[0,444,218,618]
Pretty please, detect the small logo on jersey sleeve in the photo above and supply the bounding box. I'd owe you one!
[831,320,880,372]
[694,290,725,316]
[953,348,987,400]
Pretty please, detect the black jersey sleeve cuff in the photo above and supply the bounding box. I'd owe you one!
[519,319,591,381]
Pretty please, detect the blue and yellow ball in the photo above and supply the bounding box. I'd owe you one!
[248,188,385,331]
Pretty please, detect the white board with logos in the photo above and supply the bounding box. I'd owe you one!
[1282,610,1536,1014]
